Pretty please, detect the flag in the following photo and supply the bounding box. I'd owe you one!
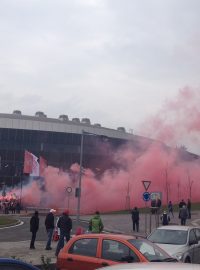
[30,153,39,177]
[40,156,47,177]
[23,150,33,174]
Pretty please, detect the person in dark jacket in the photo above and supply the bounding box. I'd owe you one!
[179,205,188,225]
[30,210,39,249]
[55,210,72,256]
[131,207,139,232]
[45,209,56,250]
[160,211,170,225]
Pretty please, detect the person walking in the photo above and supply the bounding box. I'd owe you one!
[179,205,188,225]
[160,210,170,225]
[89,211,104,233]
[131,207,139,232]
[55,210,72,256]
[168,201,174,218]
[30,210,39,249]
[45,208,56,250]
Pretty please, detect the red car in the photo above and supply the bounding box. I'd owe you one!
[56,233,176,270]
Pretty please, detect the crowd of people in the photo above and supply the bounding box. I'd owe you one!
[131,198,192,231]
[29,209,104,257]
[0,199,21,214]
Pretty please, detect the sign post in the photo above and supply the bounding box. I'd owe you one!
[66,186,72,209]
[142,180,151,235]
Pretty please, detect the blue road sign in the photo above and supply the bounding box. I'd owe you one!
[143,192,150,201]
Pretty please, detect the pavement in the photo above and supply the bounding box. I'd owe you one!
[1,210,200,267]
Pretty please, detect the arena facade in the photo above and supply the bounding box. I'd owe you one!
[0,110,153,187]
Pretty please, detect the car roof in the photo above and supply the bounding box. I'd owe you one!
[0,258,40,269]
[99,262,200,270]
[74,233,137,240]
[156,225,198,231]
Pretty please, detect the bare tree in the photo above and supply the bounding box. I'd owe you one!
[165,167,170,205]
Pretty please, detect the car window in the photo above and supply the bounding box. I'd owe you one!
[189,229,197,243]
[148,229,187,245]
[195,229,200,241]
[101,239,139,262]
[68,238,98,257]
[129,239,169,262]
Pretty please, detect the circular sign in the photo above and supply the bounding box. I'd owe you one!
[66,187,72,194]
[143,192,150,201]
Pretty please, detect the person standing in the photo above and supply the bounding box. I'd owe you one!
[55,210,72,256]
[45,209,56,250]
[30,210,39,249]
[168,201,174,218]
[187,199,191,219]
[131,207,139,232]
[160,210,170,225]
[179,205,188,225]
[89,211,104,233]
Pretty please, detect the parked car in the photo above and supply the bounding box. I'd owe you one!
[0,258,40,269]
[147,225,200,263]
[99,262,200,270]
[56,233,176,270]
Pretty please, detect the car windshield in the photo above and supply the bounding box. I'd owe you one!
[148,229,188,245]
[129,239,176,262]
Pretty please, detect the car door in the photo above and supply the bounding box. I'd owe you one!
[99,239,140,267]
[59,237,101,270]
[194,228,200,263]
[188,229,198,263]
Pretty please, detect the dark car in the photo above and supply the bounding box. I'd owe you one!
[0,258,40,270]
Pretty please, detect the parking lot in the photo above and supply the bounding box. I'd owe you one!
[0,210,200,265]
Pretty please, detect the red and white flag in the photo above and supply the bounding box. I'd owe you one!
[23,150,40,176]
[23,150,33,174]
[39,156,47,177]
[30,153,39,177]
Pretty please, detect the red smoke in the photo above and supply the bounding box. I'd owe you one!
[7,87,200,213]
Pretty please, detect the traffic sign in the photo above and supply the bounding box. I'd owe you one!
[143,192,151,201]
[150,192,162,201]
[66,186,72,194]
[142,180,151,191]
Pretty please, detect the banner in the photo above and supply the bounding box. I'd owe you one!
[23,150,33,174]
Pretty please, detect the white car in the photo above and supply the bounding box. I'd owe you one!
[99,262,200,270]
[147,225,200,263]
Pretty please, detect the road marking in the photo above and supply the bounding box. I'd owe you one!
[191,219,200,226]
[0,221,24,229]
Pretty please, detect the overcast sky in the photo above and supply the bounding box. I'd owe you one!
[0,0,199,135]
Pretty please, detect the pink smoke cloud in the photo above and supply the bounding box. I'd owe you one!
[6,86,200,213]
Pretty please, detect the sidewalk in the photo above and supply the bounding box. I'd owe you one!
[0,211,200,267]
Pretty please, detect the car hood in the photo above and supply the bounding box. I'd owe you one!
[156,243,186,256]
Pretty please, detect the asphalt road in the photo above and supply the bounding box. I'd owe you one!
[0,215,89,242]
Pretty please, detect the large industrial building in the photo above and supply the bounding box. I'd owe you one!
[0,110,150,187]
[0,110,198,188]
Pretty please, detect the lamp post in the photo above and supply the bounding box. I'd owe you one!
[76,131,84,224]
[76,130,108,224]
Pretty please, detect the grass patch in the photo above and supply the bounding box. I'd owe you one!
[0,215,19,227]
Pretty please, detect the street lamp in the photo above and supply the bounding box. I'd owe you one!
[76,131,85,224]
[76,130,108,224]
